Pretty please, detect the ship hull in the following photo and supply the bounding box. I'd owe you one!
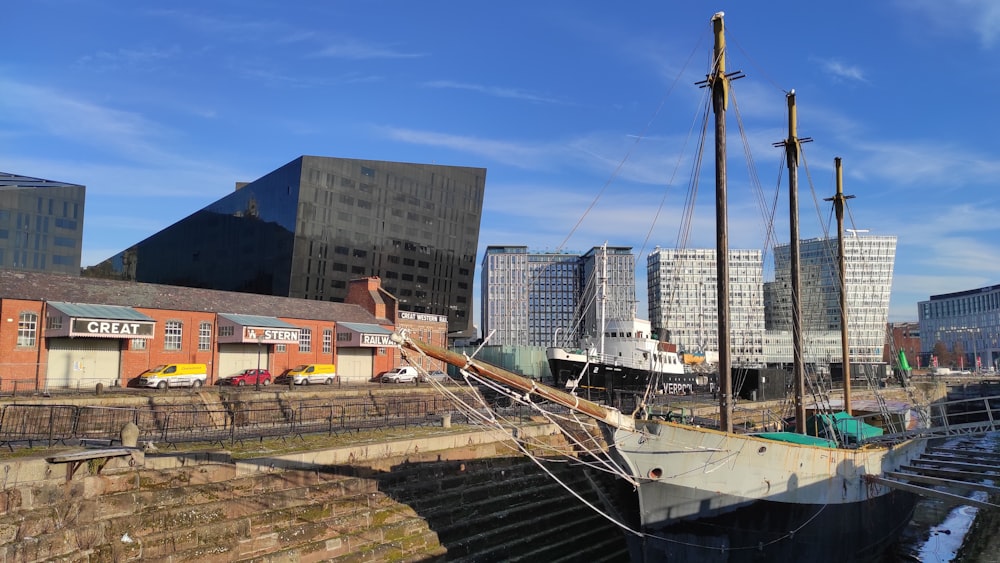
[610,419,926,560]
[630,488,917,561]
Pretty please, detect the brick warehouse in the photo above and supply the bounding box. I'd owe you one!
[0,270,446,391]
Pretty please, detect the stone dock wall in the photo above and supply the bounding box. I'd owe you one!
[0,422,630,562]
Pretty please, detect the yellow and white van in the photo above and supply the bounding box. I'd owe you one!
[137,364,208,389]
[277,364,337,385]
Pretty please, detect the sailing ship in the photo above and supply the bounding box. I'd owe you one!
[545,246,698,398]
[393,12,928,561]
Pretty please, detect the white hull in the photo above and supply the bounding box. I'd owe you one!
[611,419,927,525]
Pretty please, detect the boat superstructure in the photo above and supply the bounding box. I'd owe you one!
[546,317,696,396]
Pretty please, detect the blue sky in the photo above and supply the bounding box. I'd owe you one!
[3,1,1000,327]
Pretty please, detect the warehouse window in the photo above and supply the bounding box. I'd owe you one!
[299,328,312,352]
[199,322,212,351]
[17,312,37,348]
[164,321,183,351]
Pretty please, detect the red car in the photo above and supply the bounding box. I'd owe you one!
[219,368,272,386]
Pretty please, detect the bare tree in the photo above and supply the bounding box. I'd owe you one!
[952,341,966,369]
[932,341,950,368]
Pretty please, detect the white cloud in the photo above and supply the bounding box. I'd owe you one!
[819,59,867,83]
[377,127,556,169]
[422,80,565,104]
[313,39,425,60]
[77,46,182,72]
[0,79,179,163]
[899,0,1000,48]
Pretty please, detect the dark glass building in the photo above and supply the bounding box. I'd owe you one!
[0,173,86,275]
[87,156,485,338]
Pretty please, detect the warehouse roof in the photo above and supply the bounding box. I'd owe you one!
[0,270,380,325]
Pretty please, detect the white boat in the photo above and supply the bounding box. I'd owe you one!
[394,13,930,561]
[546,316,701,397]
[546,244,704,399]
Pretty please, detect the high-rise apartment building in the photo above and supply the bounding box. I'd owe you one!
[480,245,634,346]
[766,234,896,363]
[85,157,485,338]
[647,247,765,365]
[579,246,637,338]
[0,173,85,275]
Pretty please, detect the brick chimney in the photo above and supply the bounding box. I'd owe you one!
[346,277,398,324]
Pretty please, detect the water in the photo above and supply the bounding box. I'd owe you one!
[895,433,998,562]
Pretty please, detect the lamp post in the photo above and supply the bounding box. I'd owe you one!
[255,335,265,391]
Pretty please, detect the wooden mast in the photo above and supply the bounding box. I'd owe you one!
[827,157,855,415]
[389,331,635,431]
[709,12,733,433]
[784,91,807,433]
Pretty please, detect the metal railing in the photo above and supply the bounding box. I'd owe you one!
[0,390,497,450]
[860,394,1000,444]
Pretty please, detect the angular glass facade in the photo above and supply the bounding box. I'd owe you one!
[767,235,896,363]
[0,174,85,275]
[88,157,485,337]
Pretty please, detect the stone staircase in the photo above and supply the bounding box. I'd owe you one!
[0,449,631,562]
[0,460,446,562]
[375,456,630,562]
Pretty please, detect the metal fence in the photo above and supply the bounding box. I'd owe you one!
[0,391,486,450]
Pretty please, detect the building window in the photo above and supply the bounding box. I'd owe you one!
[276,344,286,353]
[299,328,312,352]
[199,322,212,351]
[46,315,62,330]
[219,325,234,337]
[323,329,332,354]
[164,321,183,351]
[17,312,37,347]
[131,338,147,351]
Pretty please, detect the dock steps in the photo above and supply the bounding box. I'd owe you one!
[875,440,1000,509]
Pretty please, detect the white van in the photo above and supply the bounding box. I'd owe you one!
[136,364,208,389]
[381,366,419,383]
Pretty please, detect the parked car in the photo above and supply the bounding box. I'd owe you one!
[381,366,419,383]
[420,370,449,383]
[274,364,338,385]
[219,368,271,386]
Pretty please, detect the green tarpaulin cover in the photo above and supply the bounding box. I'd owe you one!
[805,411,884,442]
[754,432,838,448]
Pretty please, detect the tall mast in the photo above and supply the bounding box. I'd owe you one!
[599,242,607,357]
[827,157,855,414]
[710,12,733,433]
[783,91,807,433]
